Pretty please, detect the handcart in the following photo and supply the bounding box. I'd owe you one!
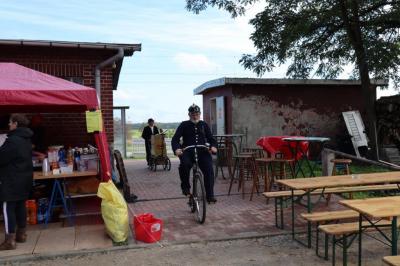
[149,132,171,171]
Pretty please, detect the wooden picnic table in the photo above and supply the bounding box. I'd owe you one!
[341,196,400,266]
[276,171,400,248]
[278,171,400,190]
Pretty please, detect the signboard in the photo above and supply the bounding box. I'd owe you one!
[86,110,103,133]
[342,110,369,157]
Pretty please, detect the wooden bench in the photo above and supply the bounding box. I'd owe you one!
[319,220,392,265]
[383,255,400,266]
[263,184,400,229]
[301,210,360,258]
[304,209,362,258]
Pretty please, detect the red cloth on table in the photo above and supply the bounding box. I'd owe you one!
[256,136,309,160]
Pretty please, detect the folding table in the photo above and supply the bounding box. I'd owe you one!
[33,170,98,226]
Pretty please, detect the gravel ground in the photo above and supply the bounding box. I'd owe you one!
[6,233,387,266]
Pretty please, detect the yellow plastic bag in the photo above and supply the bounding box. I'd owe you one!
[97,180,129,243]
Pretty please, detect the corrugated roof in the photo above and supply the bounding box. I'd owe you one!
[194,77,389,95]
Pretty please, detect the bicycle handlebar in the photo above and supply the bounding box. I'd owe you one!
[183,144,209,151]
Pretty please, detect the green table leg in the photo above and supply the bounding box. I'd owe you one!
[392,216,398,255]
[291,189,295,239]
[324,233,329,260]
[343,235,348,266]
[307,191,312,248]
[358,214,362,266]
[332,235,336,266]
[274,198,278,228]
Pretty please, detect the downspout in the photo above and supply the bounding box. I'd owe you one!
[94,47,125,180]
[95,47,124,107]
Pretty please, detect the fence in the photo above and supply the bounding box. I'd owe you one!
[132,138,174,157]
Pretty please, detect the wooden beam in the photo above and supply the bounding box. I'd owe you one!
[322,148,400,171]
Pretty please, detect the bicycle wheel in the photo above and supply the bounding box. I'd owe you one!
[164,158,171,171]
[192,172,206,224]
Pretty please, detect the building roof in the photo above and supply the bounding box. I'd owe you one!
[0,39,141,55]
[0,39,142,90]
[194,77,389,95]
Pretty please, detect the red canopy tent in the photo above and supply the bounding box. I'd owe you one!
[0,63,111,181]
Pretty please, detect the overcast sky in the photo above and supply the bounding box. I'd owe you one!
[0,0,397,123]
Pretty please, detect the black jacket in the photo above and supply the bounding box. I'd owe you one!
[0,127,33,201]
[141,126,159,141]
[171,120,217,153]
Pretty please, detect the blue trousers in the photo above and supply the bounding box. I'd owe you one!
[179,150,215,199]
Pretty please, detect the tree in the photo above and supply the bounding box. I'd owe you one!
[186,0,400,159]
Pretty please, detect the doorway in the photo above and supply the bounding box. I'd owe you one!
[210,96,225,135]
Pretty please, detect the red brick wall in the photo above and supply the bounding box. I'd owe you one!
[0,46,117,147]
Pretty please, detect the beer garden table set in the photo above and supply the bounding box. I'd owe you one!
[276,171,400,250]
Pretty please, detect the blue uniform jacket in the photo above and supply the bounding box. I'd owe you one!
[171,120,217,153]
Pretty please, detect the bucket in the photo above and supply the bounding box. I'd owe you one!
[133,213,163,243]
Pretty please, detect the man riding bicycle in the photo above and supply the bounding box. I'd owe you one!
[172,104,218,204]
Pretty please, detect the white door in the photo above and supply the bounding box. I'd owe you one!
[342,110,369,157]
[216,96,225,135]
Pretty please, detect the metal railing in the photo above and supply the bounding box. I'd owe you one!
[132,138,174,156]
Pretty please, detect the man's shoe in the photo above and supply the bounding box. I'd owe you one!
[207,197,217,204]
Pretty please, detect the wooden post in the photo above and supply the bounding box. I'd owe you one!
[322,149,335,176]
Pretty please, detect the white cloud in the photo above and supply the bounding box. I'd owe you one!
[114,87,147,102]
[173,53,220,72]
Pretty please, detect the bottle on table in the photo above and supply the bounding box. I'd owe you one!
[66,147,74,166]
[74,148,81,171]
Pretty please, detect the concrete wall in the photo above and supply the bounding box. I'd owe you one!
[230,84,367,148]
[232,95,343,147]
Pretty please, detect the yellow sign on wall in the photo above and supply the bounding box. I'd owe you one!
[86,110,103,133]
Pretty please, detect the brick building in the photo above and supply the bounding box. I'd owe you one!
[0,39,141,149]
[194,77,387,148]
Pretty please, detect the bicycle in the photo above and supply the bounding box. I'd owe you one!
[182,144,209,224]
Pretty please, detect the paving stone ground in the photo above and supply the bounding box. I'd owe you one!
[125,158,345,243]
[0,158,392,265]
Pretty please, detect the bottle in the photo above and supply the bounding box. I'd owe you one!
[37,198,48,224]
[66,147,74,166]
[25,200,37,225]
[58,148,66,163]
[42,158,50,176]
[74,148,81,171]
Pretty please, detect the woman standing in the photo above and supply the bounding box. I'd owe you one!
[0,114,33,250]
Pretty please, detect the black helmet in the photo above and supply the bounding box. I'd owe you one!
[188,104,201,114]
